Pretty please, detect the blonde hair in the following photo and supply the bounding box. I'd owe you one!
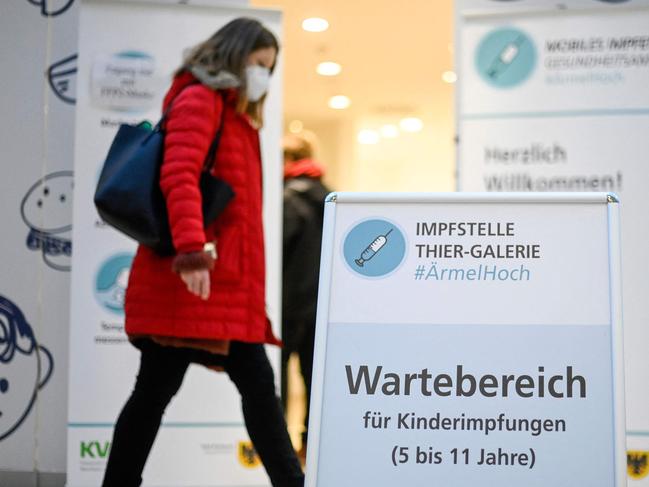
[283,131,318,161]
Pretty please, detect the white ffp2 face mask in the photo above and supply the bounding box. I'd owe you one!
[245,65,271,102]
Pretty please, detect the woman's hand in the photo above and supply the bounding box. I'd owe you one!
[180,269,211,300]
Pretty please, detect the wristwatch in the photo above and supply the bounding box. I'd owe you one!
[203,242,217,260]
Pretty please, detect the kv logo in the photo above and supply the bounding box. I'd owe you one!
[80,441,111,459]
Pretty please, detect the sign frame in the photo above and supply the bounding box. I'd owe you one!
[305,192,626,487]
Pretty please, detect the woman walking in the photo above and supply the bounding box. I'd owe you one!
[102,18,304,487]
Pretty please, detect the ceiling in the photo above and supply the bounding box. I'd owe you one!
[251,0,455,124]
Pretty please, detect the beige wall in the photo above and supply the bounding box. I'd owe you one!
[287,108,456,194]
[254,0,456,194]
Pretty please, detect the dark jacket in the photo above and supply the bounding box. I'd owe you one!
[282,161,330,351]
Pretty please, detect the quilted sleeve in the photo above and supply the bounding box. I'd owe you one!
[160,85,221,254]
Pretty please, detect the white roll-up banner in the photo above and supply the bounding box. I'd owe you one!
[67,1,282,486]
[306,192,625,487]
[456,1,649,482]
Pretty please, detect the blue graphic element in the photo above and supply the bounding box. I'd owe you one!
[0,295,53,441]
[476,27,536,88]
[21,172,73,272]
[343,219,406,278]
[355,229,393,267]
[47,54,77,105]
[117,51,154,61]
[26,0,75,17]
[95,254,134,315]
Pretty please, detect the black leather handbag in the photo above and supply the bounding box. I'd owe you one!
[94,90,234,256]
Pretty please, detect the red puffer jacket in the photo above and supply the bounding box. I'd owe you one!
[124,72,280,346]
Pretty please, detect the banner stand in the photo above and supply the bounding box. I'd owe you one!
[306,192,625,487]
[67,2,283,485]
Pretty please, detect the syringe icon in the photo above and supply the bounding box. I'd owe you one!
[355,228,393,267]
[486,35,526,79]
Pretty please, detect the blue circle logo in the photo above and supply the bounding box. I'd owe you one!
[343,219,406,278]
[476,27,536,88]
[94,253,134,315]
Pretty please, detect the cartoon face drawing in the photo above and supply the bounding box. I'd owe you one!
[47,54,77,105]
[26,0,75,17]
[95,254,134,315]
[0,296,53,441]
[21,172,73,272]
[21,172,73,234]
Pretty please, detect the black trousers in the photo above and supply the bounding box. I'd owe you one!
[280,320,315,447]
[102,339,304,487]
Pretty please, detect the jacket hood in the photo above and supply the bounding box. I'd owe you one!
[163,71,238,109]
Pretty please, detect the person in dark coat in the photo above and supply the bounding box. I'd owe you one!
[281,132,331,462]
[102,19,304,487]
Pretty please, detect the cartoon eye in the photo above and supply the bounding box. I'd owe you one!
[0,378,8,394]
[37,200,43,208]
[60,194,66,202]
[43,187,50,196]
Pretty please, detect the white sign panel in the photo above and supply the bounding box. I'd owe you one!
[90,52,161,111]
[460,11,649,114]
[306,193,625,487]
[456,3,649,482]
[67,1,283,486]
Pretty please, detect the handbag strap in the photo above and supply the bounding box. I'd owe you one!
[202,91,227,172]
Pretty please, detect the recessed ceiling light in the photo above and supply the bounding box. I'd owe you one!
[399,117,424,132]
[328,95,350,110]
[289,120,303,133]
[442,71,458,84]
[302,17,329,33]
[317,61,342,76]
[380,124,399,138]
[358,129,380,145]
